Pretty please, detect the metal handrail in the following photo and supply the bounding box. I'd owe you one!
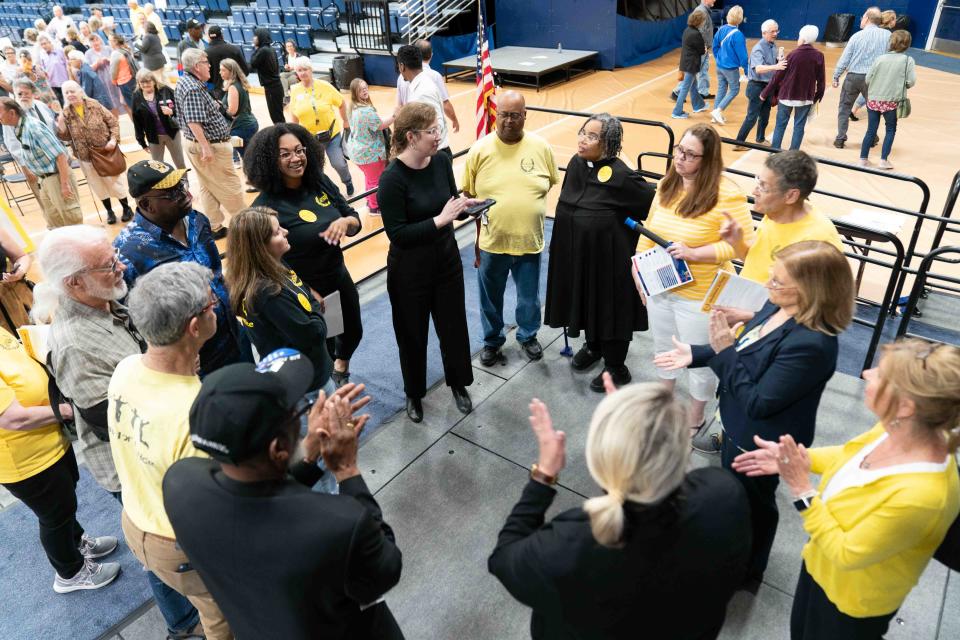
[896,246,960,341]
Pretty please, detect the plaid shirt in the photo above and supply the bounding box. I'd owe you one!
[47,297,145,494]
[12,114,67,177]
[174,70,231,142]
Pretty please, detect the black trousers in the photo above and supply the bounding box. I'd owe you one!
[316,268,363,362]
[585,339,630,368]
[264,84,285,125]
[791,562,896,640]
[721,433,780,582]
[3,446,85,578]
[387,243,473,399]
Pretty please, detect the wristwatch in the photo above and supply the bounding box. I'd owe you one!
[530,463,558,486]
[793,490,818,512]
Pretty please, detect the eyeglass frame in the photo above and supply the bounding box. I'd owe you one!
[577,127,601,143]
[673,145,704,161]
[140,180,189,202]
[766,266,797,291]
[76,247,121,276]
[499,110,525,122]
[414,127,441,137]
[279,146,307,161]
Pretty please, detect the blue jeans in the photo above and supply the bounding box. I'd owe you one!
[477,250,542,347]
[674,53,710,96]
[714,67,741,111]
[861,108,897,160]
[736,81,773,142]
[321,132,353,191]
[231,120,259,161]
[116,78,136,109]
[771,103,812,150]
[673,72,706,116]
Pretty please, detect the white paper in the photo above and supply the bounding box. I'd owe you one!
[322,291,344,338]
[834,207,906,235]
[631,247,693,297]
[700,271,768,314]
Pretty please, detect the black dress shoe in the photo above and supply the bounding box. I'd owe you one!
[520,338,543,361]
[106,210,117,224]
[211,227,228,241]
[346,182,355,197]
[479,345,503,367]
[700,93,715,99]
[833,139,845,149]
[669,91,679,101]
[849,113,860,121]
[571,345,601,370]
[120,207,133,222]
[589,366,631,392]
[406,397,423,423]
[451,386,472,414]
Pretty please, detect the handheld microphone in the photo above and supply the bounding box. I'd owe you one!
[625,218,671,248]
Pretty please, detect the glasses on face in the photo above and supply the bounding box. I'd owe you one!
[143,181,188,201]
[673,146,703,161]
[194,294,219,318]
[754,176,773,194]
[415,127,441,137]
[499,111,524,122]
[577,128,600,143]
[80,247,122,275]
[279,146,307,161]
[766,267,796,291]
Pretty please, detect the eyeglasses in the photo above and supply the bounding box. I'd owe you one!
[499,111,524,121]
[415,127,441,137]
[142,181,188,202]
[79,247,121,275]
[279,146,307,161]
[766,267,796,291]
[194,294,219,318]
[577,128,600,143]
[754,177,773,194]
[673,146,703,161]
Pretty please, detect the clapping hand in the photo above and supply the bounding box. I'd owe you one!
[652,335,693,371]
[731,434,812,490]
[529,398,565,479]
[303,383,371,478]
[707,310,742,353]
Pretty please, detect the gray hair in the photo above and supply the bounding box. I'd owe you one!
[764,150,818,200]
[67,50,85,62]
[582,112,623,160]
[13,78,37,94]
[798,25,819,44]
[37,33,53,45]
[180,47,206,72]
[32,225,110,323]
[135,67,162,87]
[291,56,313,71]
[61,80,83,96]
[761,19,778,34]
[583,383,690,547]
[128,262,213,346]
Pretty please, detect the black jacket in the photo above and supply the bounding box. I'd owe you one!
[680,26,706,74]
[489,468,751,639]
[690,301,839,450]
[205,38,249,97]
[131,85,180,147]
[250,27,281,89]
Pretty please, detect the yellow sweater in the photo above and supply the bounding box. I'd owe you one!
[802,423,960,617]
[636,177,754,300]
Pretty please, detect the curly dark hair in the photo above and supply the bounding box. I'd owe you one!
[243,123,327,195]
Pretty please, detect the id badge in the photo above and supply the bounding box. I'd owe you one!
[481,209,490,226]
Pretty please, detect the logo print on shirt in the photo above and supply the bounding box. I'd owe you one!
[520,158,535,173]
[315,193,331,208]
[299,209,318,223]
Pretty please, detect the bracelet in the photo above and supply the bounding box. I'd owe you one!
[530,463,558,486]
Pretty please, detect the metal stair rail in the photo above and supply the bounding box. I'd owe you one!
[400,0,474,43]
[343,0,394,53]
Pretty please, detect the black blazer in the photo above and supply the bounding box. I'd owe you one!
[489,468,751,640]
[131,86,180,147]
[679,27,706,74]
[691,301,839,450]
[205,39,249,96]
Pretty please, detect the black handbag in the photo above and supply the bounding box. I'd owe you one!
[314,121,335,145]
[382,127,392,155]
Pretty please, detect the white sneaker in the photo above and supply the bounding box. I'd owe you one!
[692,105,711,114]
[53,559,121,593]
[877,160,894,171]
[711,108,726,125]
[79,534,118,560]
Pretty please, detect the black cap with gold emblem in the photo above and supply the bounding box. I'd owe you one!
[127,159,190,199]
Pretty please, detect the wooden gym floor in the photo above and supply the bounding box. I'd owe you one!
[13,41,960,299]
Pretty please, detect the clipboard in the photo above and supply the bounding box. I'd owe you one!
[322,291,344,338]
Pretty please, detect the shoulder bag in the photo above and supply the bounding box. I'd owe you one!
[63,108,128,176]
[896,56,911,119]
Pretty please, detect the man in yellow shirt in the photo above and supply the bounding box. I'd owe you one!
[462,91,560,365]
[108,262,231,639]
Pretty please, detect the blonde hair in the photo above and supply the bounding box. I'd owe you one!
[220,58,250,90]
[877,339,960,453]
[348,77,373,117]
[391,102,435,157]
[775,240,854,335]
[881,10,897,29]
[583,383,689,548]
[726,6,744,25]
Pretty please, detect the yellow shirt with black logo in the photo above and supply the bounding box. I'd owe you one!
[289,80,343,138]
[739,204,844,283]
[461,131,560,255]
[0,327,69,484]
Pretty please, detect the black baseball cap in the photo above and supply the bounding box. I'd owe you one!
[127,159,189,198]
[185,18,202,30]
[189,349,315,464]
[207,24,222,39]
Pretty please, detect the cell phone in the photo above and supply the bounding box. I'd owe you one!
[465,198,496,218]
[778,46,785,60]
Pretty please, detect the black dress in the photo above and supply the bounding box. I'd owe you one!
[254,174,363,362]
[377,152,473,399]
[544,155,653,344]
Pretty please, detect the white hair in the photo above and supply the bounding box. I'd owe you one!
[67,50,84,62]
[798,25,819,44]
[32,225,110,324]
[61,79,83,95]
[761,19,778,33]
[180,47,206,72]
[292,57,313,71]
[37,33,53,45]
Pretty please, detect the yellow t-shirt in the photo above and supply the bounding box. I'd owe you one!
[0,327,68,484]
[739,204,844,283]
[636,178,755,300]
[461,132,560,255]
[108,355,206,538]
[289,80,343,138]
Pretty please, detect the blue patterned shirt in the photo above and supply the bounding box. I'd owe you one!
[114,209,246,376]
[748,39,778,82]
[834,24,891,80]
[12,114,67,176]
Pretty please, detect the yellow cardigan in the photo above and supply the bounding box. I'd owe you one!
[801,423,959,617]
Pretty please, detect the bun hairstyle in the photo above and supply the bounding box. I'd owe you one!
[583,383,689,547]
[878,339,960,453]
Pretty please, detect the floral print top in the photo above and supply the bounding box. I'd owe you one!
[346,105,387,165]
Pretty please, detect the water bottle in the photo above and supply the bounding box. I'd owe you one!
[557,42,562,54]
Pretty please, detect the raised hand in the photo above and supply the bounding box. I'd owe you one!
[529,398,565,478]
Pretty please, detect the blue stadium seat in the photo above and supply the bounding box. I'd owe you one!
[232,11,245,24]
[269,26,283,42]
[294,9,309,26]
[267,10,282,25]
[166,24,181,41]
[242,26,255,42]
[295,28,311,50]
[241,44,255,63]
[229,26,243,43]
[320,6,337,30]
[281,26,296,43]
[307,9,323,29]
[267,0,281,8]
[242,9,257,24]
[254,10,268,24]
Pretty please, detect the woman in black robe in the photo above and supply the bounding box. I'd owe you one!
[544,113,654,391]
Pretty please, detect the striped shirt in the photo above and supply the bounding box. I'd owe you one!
[833,24,891,79]
[12,114,67,176]
[636,178,755,300]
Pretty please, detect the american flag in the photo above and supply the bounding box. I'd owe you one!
[475,2,496,139]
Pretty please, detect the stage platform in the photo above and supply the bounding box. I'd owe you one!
[442,46,598,91]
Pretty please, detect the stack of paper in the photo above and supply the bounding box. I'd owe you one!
[631,246,693,297]
[700,271,769,314]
